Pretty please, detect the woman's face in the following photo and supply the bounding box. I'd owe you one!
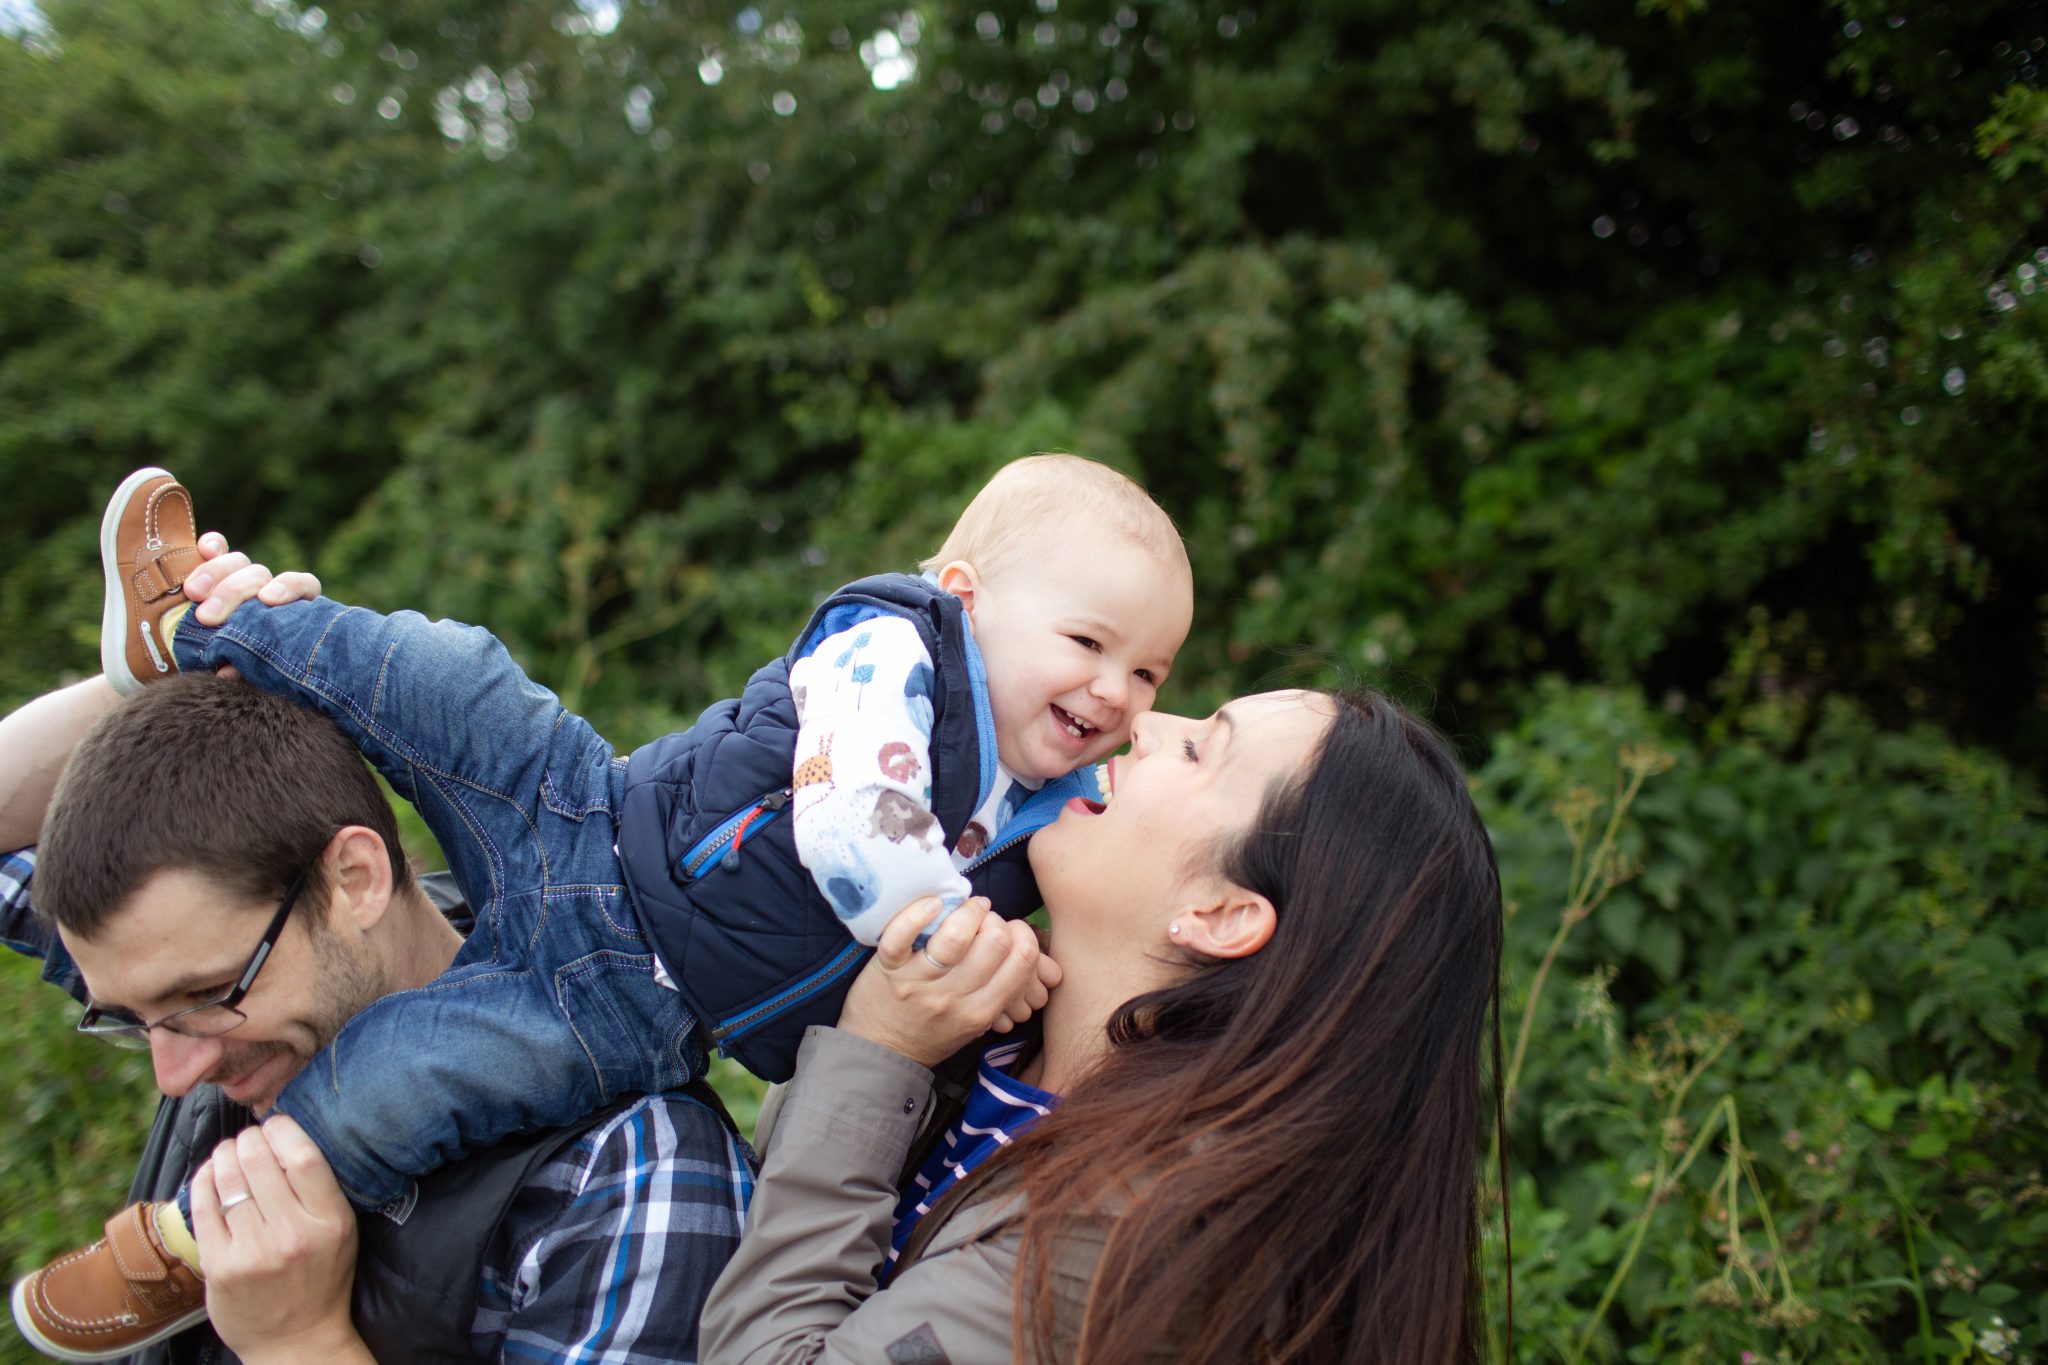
[1030,690,1333,942]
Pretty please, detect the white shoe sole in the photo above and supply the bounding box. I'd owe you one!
[11,1271,208,1362]
[98,466,175,698]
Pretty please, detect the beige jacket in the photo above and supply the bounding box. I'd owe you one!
[699,1026,1161,1364]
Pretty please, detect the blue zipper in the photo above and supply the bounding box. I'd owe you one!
[958,768,1097,871]
[678,788,792,878]
[713,939,871,1049]
[963,825,1033,872]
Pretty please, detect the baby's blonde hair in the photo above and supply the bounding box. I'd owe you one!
[920,454,1189,585]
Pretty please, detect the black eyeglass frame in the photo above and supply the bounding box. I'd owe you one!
[76,870,310,1050]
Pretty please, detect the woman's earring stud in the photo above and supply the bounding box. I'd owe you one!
[1168,922,1182,937]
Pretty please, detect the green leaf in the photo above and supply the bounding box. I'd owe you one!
[1905,1128,1950,1160]
[1862,1089,1912,1132]
[1635,918,1684,981]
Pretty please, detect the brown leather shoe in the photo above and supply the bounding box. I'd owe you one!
[99,467,201,696]
[10,1203,207,1361]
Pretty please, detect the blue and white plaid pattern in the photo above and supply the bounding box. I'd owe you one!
[473,1091,757,1364]
[1,846,90,1001]
[0,847,34,935]
[1,846,52,966]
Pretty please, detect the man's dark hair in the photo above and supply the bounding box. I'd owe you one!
[38,673,413,939]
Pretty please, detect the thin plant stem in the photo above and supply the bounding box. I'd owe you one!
[1562,800,1590,910]
[1505,914,1575,1108]
[1566,1104,1727,1365]
[1893,1183,1938,1363]
[1564,1039,1732,1365]
[1504,764,1652,1114]
[1738,1149,1800,1305]
[1724,1105,1759,1295]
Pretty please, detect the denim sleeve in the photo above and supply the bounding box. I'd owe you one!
[0,848,87,1003]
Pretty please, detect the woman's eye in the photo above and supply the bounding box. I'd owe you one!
[1181,738,1198,762]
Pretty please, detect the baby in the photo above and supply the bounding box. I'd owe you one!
[18,454,1191,1360]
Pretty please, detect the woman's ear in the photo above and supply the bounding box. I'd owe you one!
[1173,885,1277,961]
[936,559,981,616]
[318,825,396,934]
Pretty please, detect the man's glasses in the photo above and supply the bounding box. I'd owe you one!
[76,870,309,1050]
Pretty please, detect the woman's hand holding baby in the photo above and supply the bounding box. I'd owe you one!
[840,896,1061,1067]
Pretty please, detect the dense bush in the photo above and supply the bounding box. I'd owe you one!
[2,0,2042,756]
[1486,684,2047,1361]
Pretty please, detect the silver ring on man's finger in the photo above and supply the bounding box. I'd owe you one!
[219,1193,254,1213]
[920,946,954,971]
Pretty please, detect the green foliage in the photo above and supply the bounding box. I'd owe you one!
[1978,84,2048,181]
[0,955,157,1365]
[2,0,2042,757]
[1482,684,2048,1361]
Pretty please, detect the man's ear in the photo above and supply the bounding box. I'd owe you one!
[318,826,396,934]
[936,559,981,616]
[1173,884,1277,961]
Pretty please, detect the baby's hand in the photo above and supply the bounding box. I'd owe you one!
[993,936,1062,1034]
[182,533,322,626]
[838,897,1055,1066]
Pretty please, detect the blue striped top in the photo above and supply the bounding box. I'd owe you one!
[885,1038,1057,1277]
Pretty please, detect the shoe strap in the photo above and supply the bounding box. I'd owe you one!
[130,545,202,604]
[105,1205,204,1318]
[104,1205,177,1286]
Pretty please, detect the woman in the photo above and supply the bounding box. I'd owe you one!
[701,687,1506,1364]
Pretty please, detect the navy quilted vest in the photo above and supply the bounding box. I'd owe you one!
[617,574,1101,1083]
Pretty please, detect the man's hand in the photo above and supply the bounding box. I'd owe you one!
[191,1117,373,1365]
[838,897,1059,1066]
[183,532,322,627]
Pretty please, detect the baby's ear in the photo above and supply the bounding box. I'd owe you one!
[935,560,981,614]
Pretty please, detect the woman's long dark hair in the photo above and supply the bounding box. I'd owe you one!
[997,689,1507,1364]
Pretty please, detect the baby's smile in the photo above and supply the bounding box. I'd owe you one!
[1052,703,1097,739]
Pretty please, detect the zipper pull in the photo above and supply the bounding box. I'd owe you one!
[722,795,783,871]
[710,791,790,875]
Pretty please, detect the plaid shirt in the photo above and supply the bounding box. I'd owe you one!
[1,847,756,1364]
[472,1091,755,1363]
[0,847,28,896]
[0,846,40,954]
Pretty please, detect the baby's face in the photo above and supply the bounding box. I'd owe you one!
[955,538,1192,782]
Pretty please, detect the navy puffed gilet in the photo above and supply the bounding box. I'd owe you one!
[615,574,1100,1083]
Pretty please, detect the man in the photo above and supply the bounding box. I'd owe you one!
[2,666,753,1363]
